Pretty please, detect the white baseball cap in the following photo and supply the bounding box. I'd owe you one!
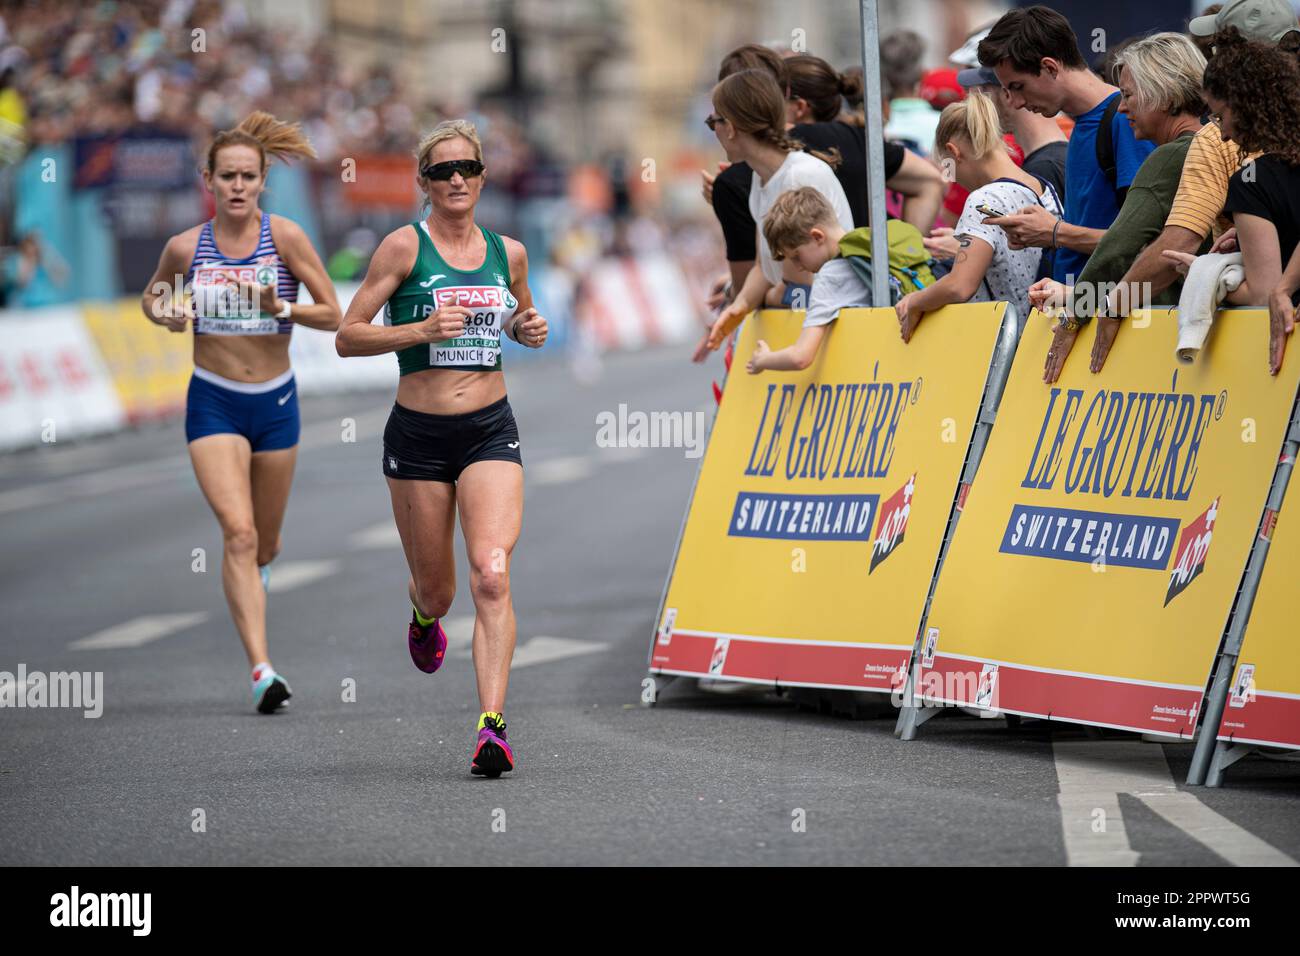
[1189,0,1299,43]
[949,26,992,68]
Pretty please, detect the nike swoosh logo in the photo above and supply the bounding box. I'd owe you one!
[507,441,519,449]
[277,390,294,406]
[419,274,447,288]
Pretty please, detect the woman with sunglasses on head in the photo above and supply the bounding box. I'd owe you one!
[698,69,854,358]
[140,112,342,714]
[336,119,547,778]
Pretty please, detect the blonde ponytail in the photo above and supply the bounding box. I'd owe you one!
[933,91,1007,161]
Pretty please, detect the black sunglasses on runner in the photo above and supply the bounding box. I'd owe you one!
[421,159,485,181]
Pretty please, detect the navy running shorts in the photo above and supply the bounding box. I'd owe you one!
[382,396,522,483]
[185,367,300,452]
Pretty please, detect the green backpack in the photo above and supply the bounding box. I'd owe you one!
[837,220,943,305]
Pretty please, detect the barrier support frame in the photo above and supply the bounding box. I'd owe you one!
[895,306,1020,740]
[1189,394,1300,786]
[644,321,735,704]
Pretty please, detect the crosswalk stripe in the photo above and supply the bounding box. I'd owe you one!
[529,456,593,486]
[266,560,340,594]
[1053,739,1297,866]
[69,612,209,650]
[348,521,402,551]
[513,636,608,668]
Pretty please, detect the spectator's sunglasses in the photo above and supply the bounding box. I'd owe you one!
[421,159,485,181]
[704,113,728,131]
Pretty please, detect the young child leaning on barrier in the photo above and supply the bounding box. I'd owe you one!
[745,186,872,374]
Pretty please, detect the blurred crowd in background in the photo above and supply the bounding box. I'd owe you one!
[0,0,1277,364]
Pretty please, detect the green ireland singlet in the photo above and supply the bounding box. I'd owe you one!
[385,221,517,374]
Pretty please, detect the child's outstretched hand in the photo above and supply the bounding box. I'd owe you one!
[747,339,770,374]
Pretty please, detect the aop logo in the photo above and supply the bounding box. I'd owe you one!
[1165,497,1219,606]
[869,473,915,573]
[709,638,730,676]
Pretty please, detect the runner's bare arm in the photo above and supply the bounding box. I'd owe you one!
[335,227,469,356]
[503,236,547,348]
[140,231,198,331]
[269,215,342,331]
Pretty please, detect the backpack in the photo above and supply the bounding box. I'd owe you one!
[837,219,942,306]
[1095,94,1120,193]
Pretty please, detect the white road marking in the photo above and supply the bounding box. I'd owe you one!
[440,624,606,669]
[69,612,209,651]
[529,456,593,485]
[0,460,187,515]
[1053,741,1144,866]
[440,616,475,649]
[348,521,402,550]
[1053,740,1297,867]
[597,445,651,463]
[0,408,390,516]
[266,560,340,594]
[512,636,608,668]
[1134,781,1298,867]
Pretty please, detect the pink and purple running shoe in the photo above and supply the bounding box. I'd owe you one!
[471,713,514,778]
[408,611,448,674]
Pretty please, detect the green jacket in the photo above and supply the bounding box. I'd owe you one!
[1071,130,1209,322]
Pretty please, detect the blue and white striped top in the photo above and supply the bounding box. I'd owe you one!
[187,212,300,336]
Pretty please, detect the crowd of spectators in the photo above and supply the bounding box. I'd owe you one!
[694,2,1300,381]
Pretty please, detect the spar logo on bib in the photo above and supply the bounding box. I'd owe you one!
[432,286,513,310]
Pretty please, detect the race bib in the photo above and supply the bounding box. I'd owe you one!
[423,285,517,368]
[192,262,279,335]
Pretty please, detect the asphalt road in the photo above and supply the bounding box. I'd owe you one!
[1,344,1297,866]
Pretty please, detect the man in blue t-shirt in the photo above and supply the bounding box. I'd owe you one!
[975,5,1155,283]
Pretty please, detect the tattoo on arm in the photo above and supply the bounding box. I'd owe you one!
[956,235,972,265]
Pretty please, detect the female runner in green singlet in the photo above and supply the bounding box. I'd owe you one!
[336,119,548,777]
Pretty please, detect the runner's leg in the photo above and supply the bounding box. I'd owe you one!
[189,434,266,668]
[455,459,523,714]
[387,476,458,621]
[250,446,297,569]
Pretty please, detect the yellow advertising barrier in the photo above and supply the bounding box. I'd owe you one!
[649,303,1009,692]
[905,308,1300,738]
[81,300,192,422]
[1212,464,1300,756]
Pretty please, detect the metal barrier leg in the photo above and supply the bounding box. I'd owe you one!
[894,656,943,739]
[641,673,678,708]
[1187,401,1300,785]
[897,306,1020,742]
[1205,741,1254,788]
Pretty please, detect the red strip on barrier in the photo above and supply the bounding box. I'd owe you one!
[1217,693,1300,749]
[651,630,910,692]
[918,654,1202,737]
